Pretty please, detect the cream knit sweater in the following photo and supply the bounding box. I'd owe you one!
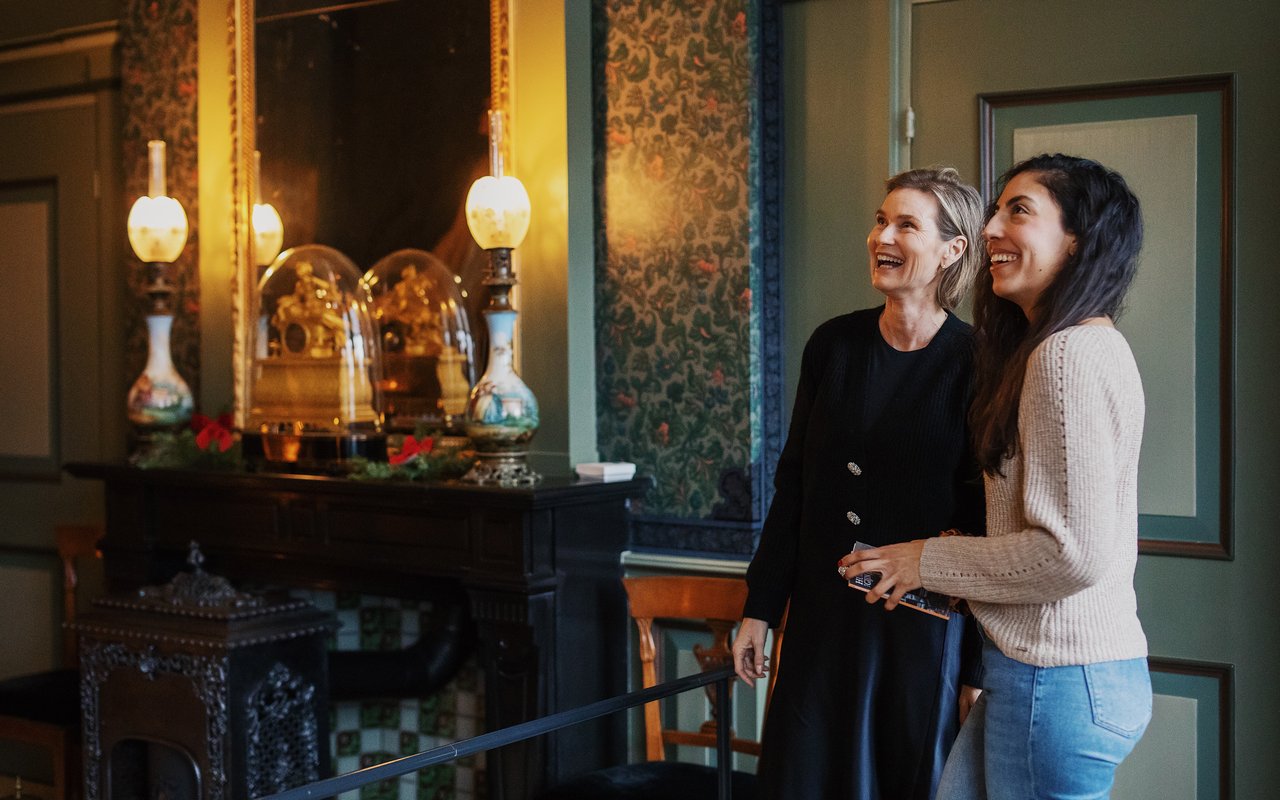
[920,325,1148,667]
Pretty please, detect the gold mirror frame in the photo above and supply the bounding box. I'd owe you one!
[222,0,512,425]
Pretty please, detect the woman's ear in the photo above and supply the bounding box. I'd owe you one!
[942,236,967,269]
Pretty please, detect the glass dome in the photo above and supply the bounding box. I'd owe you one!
[246,244,384,465]
[364,249,476,433]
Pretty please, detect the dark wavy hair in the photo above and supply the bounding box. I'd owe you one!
[970,153,1144,473]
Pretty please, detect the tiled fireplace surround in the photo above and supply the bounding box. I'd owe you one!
[293,590,486,800]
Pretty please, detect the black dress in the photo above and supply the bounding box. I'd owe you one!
[744,307,983,800]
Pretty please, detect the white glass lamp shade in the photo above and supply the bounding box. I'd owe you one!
[252,202,285,266]
[127,194,189,263]
[465,175,531,250]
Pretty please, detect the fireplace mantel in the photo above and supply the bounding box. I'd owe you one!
[66,462,650,800]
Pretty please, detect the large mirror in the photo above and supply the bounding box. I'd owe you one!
[226,0,511,421]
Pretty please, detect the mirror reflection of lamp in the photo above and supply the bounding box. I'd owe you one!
[251,150,284,267]
[459,110,541,486]
[126,139,195,443]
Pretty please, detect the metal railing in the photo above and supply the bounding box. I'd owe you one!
[259,665,740,800]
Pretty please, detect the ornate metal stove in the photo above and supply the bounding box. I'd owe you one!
[74,544,334,800]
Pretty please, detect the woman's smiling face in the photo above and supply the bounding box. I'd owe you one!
[983,171,1077,318]
[866,187,959,303]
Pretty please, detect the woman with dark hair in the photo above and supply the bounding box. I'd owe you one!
[839,153,1151,799]
[732,167,986,799]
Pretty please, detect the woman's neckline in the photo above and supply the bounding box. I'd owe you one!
[877,305,950,353]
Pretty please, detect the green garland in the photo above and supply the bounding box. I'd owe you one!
[134,421,474,482]
[133,429,243,470]
[347,447,476,482]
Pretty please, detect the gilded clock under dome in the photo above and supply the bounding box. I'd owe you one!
[245,244,385,466]
[364,249,476,433]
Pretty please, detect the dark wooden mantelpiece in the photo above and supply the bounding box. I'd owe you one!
[66,462,650,800]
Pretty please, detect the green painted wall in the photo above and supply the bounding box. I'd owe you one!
[778,0,891,393]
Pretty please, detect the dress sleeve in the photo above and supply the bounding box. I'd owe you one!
[920,330,1136,604]
[742,327,825,627]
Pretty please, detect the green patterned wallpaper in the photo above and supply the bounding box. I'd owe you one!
[594,0,783,549]
[122,0,202,406]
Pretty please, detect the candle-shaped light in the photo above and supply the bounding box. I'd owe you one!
[251,150,284,267]
[127,140,189,264]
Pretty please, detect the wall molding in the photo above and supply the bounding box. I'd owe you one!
[620,549,749,577]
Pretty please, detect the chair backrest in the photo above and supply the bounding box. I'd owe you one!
[54,525,102,668]
[622,575,784,763]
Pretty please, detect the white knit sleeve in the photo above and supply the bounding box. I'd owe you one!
[921,329,1135,603]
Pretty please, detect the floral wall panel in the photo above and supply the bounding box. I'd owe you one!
[594,0,783,554]
[122,0,201,409]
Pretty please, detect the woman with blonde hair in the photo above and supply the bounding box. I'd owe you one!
[735,167,986,799]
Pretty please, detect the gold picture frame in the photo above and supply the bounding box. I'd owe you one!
[219,0,512,426]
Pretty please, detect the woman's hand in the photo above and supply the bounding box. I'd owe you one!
[732,617,770,686]
[837,539,927,611]
[958,684,982,724]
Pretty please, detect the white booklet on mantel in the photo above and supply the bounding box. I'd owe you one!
[574,462,637,482]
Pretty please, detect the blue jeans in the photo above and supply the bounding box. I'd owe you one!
[937,641,1151,800]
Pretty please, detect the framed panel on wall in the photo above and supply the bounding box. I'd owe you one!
[1113,657,1233,800]
[980,75,1234,559]
[0,182,59,480]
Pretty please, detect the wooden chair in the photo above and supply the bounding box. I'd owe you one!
[538,575,784,800]
[0,525,102,800]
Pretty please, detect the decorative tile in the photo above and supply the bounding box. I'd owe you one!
[416,764,457,800]
[419,692,457,738]
[293,590,485,798]
[401,609,420,644]
[335,703,360,732]
[360,606,402,651]
[336,729,362,758]
[336,608,361,650]
[399,703,419,733]
[361,700,401,729]
[336,755,361,774]
[399,775,417,800]
[358,752,399,800]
